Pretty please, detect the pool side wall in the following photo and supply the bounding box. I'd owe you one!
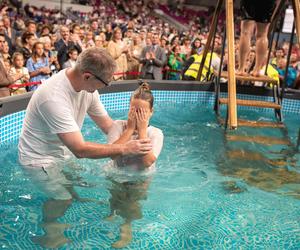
[1,80,300,144]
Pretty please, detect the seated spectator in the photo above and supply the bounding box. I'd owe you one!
[26,42,51,91]
[9,52,30,95]
[62,47,78,69]
[167,45,185,80]
[277,57,298,88]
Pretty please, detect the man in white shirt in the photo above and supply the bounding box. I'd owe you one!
[18,48,152,248]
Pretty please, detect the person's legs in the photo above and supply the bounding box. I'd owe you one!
[237,20,256,75]
[251,22,270,76]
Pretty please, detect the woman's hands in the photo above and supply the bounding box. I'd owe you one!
[136,108,150,138]
[127,107,150,139]
[127,107,137,132]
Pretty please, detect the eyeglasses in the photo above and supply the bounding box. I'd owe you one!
[87,71,110,86]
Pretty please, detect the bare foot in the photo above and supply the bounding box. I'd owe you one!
[31,234,70,248]
[250,70,262,77]
[105,214,116,222]
[236,69,248,76]
[32,222,71,248]
[112,223,132,249]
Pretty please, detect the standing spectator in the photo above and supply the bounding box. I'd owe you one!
[105,23,113,41]
[0,33,12,97]
[83,30,95,49]
[167,45,185,80]
[1,40,11,62]
[55,26,82,68]
[180,37,192,59]
[26,42,51,91]
[25,20,37,37]
[18,32,36,63]
[94,35,105,48]
[2,15,17,53]
[90,20,100,35]
[139,33,167,80]
[9,52,30,95]
[107,27,128,80]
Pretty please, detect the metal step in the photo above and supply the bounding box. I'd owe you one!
[219,98,281,109]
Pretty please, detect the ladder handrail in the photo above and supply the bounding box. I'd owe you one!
[196,0,223,81]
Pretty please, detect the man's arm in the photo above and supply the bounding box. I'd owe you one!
[89,114,113,134]
[58,130,152,159]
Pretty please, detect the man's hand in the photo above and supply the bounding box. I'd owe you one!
[150,51,156,59]
[123,139,152,155]
[145,52,151,60]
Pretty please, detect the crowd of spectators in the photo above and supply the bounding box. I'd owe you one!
[0,0,299,98]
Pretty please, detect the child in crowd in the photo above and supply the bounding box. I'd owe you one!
[26,41,51,91]
[9,52,30,95]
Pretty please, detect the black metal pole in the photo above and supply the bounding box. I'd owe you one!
[280,22,295,100]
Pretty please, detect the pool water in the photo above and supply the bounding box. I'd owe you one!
[0,102,300,249]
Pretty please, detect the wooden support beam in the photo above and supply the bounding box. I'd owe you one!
[226,0,237,129]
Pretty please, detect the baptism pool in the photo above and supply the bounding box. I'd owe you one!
[0,89,300,249]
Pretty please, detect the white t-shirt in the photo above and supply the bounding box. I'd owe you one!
[107,120,164,170]
[18,69,108,166]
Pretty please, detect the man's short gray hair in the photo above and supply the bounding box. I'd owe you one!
[75,48,116,82]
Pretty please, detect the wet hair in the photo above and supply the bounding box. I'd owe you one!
[132,82,154,109]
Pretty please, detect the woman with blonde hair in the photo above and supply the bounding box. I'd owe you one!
[9,52,30,95]
[106,27,128,80]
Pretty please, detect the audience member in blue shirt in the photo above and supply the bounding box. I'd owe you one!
[26,42,51,91]
[276,58,297,88]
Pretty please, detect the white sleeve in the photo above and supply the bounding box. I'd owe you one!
[87,91,108,117]
[107,120,127,144]
[148,127,164,158]
[38,100,80,134]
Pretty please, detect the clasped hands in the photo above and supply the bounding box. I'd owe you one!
[145,51,156,60]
